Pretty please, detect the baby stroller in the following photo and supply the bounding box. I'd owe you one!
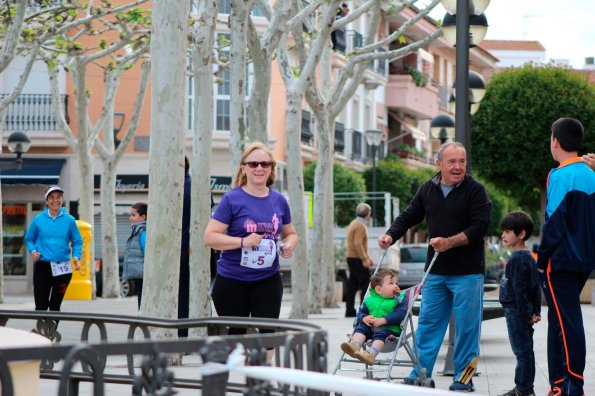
[332,248,439,386]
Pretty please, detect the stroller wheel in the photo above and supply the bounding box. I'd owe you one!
[422,378,435,388]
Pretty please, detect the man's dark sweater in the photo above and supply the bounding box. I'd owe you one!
[386,174,492,275]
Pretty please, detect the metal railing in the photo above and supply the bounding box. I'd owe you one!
[0,310,328,395]
[1,94,69,131]
[332,28,347,54]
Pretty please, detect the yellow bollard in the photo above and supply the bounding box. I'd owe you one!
[64,220,93,300]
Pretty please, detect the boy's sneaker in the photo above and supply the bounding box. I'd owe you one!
[402,377,418,386]
[546,387,561,396]
[340,342,360,358]
[449,379,475,392]
[499,388,535,396]
[353,349,376,365]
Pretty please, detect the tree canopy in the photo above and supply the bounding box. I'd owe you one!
[472,64,595,213]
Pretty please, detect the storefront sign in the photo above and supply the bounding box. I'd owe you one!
[211,176,232,193]
[94,175,232,193]
[2,204,27,216]
[94,175,149,192]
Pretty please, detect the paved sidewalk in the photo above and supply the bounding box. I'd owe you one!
[1,291,594,395]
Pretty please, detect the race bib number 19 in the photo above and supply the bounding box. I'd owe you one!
[50,261,73,277]
[241,238,277,269]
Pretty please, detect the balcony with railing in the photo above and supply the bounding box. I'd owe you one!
[1,94,69,132]
[346,30,363,52]
[332,28,347,54]
[386,66,438,118]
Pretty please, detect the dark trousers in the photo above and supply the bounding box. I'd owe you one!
[539,269,590,396]
[33,261,72,311]
[134,279,143,310]
[345,257,371,316]
[503,306,535,393]
[211,273,283,335]
[178,248,190,337]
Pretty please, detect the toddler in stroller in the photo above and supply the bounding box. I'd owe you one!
[340,268,407,366]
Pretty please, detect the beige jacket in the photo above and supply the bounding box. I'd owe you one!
[346,218,368,261]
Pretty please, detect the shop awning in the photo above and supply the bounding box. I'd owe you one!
[0,158,65,185]
[389,113,428,142]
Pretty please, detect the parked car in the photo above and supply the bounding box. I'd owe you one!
[398,243,428,288]
[399,243,501,292]
[95,256,136,298]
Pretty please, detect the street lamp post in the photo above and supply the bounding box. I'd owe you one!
[430,114,456,144]
[365,129,384,225]
[1,130,31,303]
[436,0,490,376]
[5,131,32,170]
[440,0,489,170]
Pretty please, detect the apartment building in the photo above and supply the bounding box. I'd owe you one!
[0,1,497,293]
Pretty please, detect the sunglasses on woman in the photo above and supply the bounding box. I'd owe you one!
[243,161,273,169]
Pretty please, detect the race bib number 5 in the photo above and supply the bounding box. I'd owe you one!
[50,261,73,277]
[241,238,277,269]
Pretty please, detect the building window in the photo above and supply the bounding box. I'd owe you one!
[335,122,345,154]
[352,130,362,161]
[216,99,230,131]
[2,204,28,276]
[134,136,150,152]
[301,110,313,144]
[218,0,231,13]
[347,30,363,52]
[187,32,252,132]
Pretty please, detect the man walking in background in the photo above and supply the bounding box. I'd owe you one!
[344,203,374,317]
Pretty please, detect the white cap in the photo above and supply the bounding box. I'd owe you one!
[44,186,64,200]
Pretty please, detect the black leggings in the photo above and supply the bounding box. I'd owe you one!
[33,261,72,311]
[211,272,283,335]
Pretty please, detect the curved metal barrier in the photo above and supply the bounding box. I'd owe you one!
[0,310,328,395]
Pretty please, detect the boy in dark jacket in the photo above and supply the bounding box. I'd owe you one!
[498,211,541,396]
[340,269,407,365]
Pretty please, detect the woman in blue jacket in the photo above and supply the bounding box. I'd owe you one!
[24,186,83,311]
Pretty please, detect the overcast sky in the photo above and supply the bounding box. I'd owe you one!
[424,0,595,68]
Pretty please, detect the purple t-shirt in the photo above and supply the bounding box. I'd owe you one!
[213,187,292,281]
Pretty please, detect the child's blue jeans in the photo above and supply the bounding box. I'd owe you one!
[354,323,399,343]
[503,305,535,393]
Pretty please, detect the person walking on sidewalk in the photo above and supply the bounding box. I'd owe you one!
[498,211,541,396]
[122,202,147,310]
[345,203,374,317]
[537,118,595,396]
[24,186,82,312]
[204,142,298,335]
[178,157,191,337]
[378,142,492,392]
